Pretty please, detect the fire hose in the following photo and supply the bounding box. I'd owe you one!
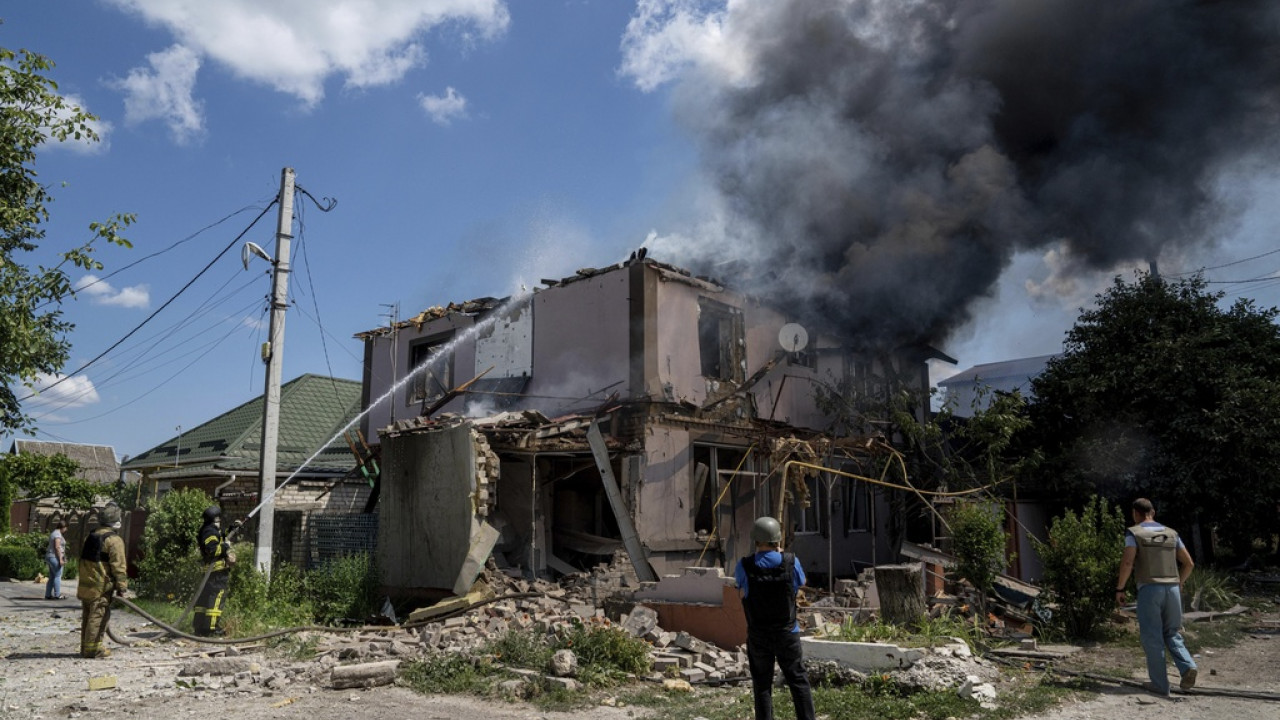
[103,591,570,647]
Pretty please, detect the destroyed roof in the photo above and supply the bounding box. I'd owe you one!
[7,440,121,485]
[121,374,361,476]
[353,255,727,339]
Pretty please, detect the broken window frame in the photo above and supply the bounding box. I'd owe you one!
[407,331,455,408]
[791,475,824,536]
[691,443,758,537]
[697,298,745,383]
[844,479,873,533]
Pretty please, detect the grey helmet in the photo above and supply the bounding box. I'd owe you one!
[203,505,222,524]
[751,516,782,544]
[99,505,122,527]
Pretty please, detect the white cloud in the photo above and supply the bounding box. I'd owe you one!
[30,373,101,410]
[105,0,510,107]
[44,93,113,154]
[76,274,151,309]
[619,0,751,92]
[418,86,468,125]
[111,44,205,144]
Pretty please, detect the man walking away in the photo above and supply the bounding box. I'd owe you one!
[194,505,235,637]
[1116,497,1197,696]
[735,516,817,720]
[77,506,128,658]
[45,519,68,599]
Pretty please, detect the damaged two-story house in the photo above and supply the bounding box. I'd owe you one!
[356,254,950,597]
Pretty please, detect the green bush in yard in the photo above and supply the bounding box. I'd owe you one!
[305,552,381,624]
[135,488,209,601]
[948,501,1007,614]
[1033,496,1127,639]
[0,544,43,579]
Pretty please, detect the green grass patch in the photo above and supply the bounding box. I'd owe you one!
[1182,616,1247,652]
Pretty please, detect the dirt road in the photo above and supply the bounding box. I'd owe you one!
[3,576,1277,720]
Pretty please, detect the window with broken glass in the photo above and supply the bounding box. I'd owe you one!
[407,332,454,408]
[791,475,825,535]
[844,479,873,533]
[692,444,756,537]
[697,298,744,382]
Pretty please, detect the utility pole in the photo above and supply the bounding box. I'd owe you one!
[255,167,295,579]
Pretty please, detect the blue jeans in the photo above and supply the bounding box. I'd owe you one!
[45,553,63,598]
[1136,583,1196,693]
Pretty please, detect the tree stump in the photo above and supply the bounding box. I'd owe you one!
[875,563,926,627]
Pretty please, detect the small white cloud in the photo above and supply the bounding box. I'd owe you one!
[418,86,468,125]
[111,44,205,144]
[30,373,101,410]
[241,315,268,331]
[76,274,151,309]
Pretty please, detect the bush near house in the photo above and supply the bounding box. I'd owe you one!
[1033,496,1127,639]
[0,544,42,579]
[947,501,1007,612]
[135,488,210,600]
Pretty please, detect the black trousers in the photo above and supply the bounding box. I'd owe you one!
[746,628,816,720]
[193,570,229,636]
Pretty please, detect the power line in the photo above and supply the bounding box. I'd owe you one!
[19,201,277,402]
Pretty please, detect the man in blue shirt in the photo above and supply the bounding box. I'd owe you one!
[1116,498,1197,696]
[734,516,817,720]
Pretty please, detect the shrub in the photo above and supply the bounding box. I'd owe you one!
[552,620,651,685]
[1033,496,1126,639]
[225,551,313,633]
[947,501,1007,611]
[0,544,43,579]
[136,488,210,600]
[305,552,381,624]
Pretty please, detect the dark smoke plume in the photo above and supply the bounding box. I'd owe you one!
[659,0,1280,346]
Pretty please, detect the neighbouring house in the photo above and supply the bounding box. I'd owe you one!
[121,374,369,568]
[936,354,1061,582]
[936,354,1057,418]
[6,440,123,535]
[356,254,954,599]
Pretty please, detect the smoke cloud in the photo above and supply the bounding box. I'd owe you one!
[623,0,1280,347]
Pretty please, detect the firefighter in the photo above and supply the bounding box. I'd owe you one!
[193,505,236,637]
[77,504,128,658]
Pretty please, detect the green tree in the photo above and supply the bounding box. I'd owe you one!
[0,452,97,532]
[1,41,134,433]
[947,501,1007,615]
[1028,272,1280,558]
[1033,497,1127,639]
[136,488,209,599]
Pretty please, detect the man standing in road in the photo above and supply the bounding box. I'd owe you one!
[194,505,236,637]
[735,516,817,720]
[1116,498,1197,696]
[77,505,128,658]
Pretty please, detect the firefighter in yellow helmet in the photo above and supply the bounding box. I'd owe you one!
[77,505,129,658]
[194,505,236,636]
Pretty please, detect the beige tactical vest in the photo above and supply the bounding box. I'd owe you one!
[1129,524,1180,585]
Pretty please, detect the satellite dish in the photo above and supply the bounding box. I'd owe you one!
[778,323,809,353]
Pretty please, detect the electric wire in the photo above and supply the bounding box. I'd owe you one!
[38,307,263,425]
[18,201,277,402]
[65,202,273,304]
[293,194,347,410]
[25,281,266,416]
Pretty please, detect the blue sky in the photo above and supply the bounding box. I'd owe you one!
[5,1,1280,460]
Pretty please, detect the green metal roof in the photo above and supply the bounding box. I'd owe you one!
[122,374,361,475]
